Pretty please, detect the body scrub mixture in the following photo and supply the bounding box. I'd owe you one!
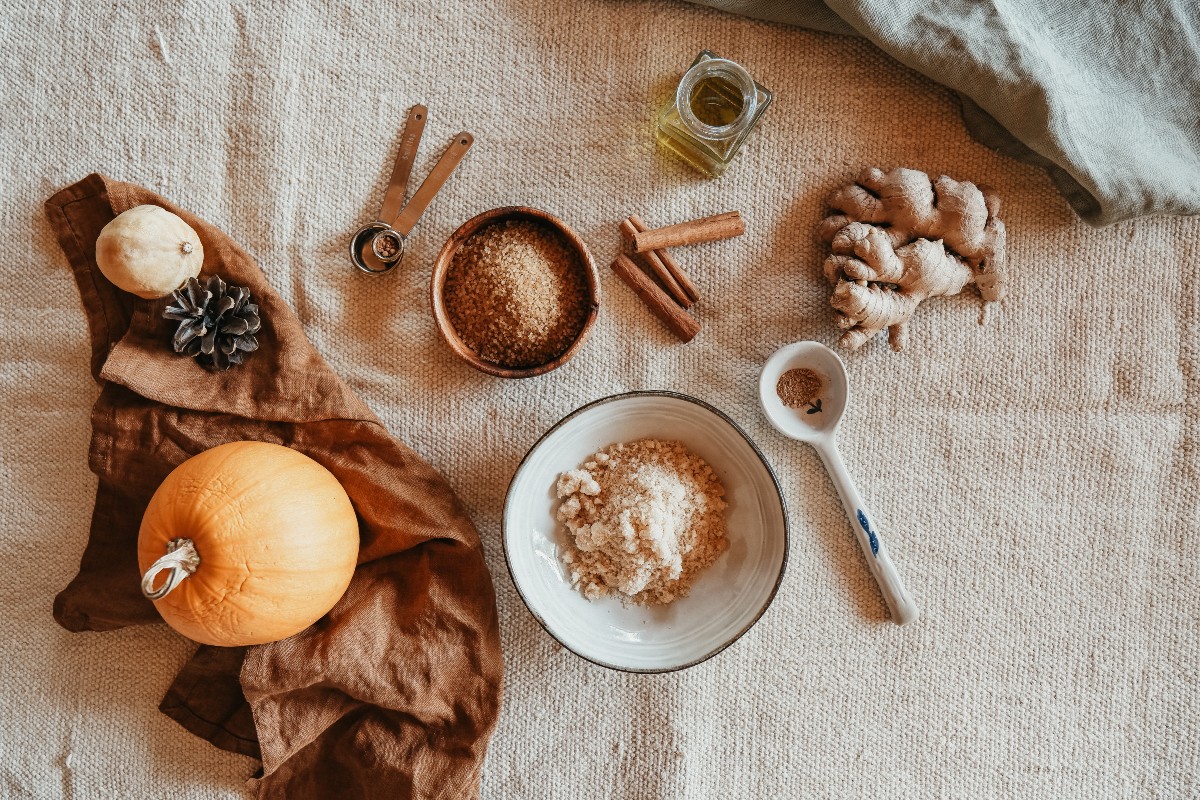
[556,439,728,605]
[443,219,590,369]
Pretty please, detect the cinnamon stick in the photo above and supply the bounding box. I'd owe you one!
[618,218,691,308]
[631,211,744,253]
[627,215,700,304]
[611,253,700,342]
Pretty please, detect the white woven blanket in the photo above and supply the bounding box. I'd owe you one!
[2,0,1196,796]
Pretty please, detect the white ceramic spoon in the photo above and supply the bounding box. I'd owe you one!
[758,341,919,625]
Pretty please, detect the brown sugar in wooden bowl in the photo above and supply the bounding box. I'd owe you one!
[431,207,600,379]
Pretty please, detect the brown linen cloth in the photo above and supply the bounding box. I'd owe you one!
[45,174,504,799]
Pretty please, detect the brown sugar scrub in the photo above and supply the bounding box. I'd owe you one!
[443,219,590,369]
[555,439,728,605]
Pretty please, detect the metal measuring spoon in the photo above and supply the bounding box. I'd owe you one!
[758,340,920,625]
[351,106,474,275]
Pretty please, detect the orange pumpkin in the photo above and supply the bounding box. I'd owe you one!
[137,441,359,646]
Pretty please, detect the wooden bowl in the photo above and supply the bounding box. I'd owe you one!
[430,206,600,379]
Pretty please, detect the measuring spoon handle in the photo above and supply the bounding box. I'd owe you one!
[392,132,474,237]
[378,104,429,223]
[815,439,920,626]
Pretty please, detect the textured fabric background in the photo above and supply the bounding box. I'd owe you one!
[2,0,1197,798]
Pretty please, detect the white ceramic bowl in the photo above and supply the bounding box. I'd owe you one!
[503,391,789,672]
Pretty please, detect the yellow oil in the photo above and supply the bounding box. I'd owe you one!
[688,76,744,128]
[655,127,722,177]
[656,51,774,178]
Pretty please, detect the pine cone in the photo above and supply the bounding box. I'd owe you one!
[164,275,262,371]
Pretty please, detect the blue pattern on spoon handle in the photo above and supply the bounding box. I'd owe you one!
[815,439,920,626]
[857,509,879,556]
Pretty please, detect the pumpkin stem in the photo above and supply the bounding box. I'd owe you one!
[141,538,200,600]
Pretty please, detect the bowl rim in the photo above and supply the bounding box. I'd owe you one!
[502,390,791,674]
[430,205,601,379]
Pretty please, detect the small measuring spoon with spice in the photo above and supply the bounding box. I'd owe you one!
[351,105,474,275]
[758,341,919,625]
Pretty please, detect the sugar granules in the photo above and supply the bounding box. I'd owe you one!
[555,439,728,606]
[443,219,590,369]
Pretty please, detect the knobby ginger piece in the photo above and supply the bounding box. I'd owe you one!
[818,166,1008,350]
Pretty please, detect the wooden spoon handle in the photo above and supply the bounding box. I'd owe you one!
[393,132,474,237]
[378,104,428,223]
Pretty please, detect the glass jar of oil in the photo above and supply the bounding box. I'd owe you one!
[656,51,773,177]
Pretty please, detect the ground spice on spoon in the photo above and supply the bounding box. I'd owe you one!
[776,367,822,407]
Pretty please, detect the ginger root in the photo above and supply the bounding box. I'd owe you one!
[818,167,1007,351]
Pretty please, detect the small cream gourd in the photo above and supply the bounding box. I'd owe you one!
[138,441,360,647]
[95,204,204,299]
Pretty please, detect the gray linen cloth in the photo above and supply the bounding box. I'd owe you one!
[690,0,1200,226]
